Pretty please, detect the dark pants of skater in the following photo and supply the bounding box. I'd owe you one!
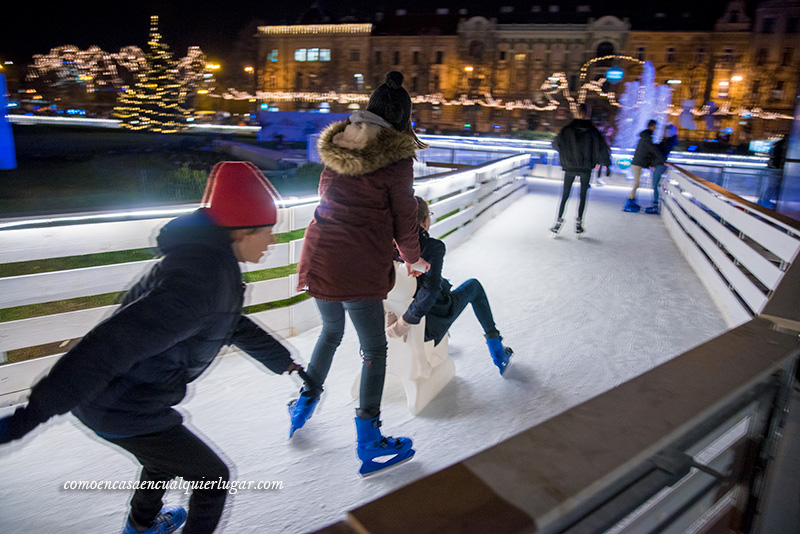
[104,424,229,534]
[449,279,500,338]
[307,299,387,419]
[652,164,667,205]
[557,170,591,220]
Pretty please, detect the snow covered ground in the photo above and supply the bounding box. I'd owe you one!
[0,180,728,533]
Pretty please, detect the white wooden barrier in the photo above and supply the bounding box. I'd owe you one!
[660,165,800,327]
[0,154,530,406]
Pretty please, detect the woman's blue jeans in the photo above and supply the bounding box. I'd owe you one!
[307,299,386,419]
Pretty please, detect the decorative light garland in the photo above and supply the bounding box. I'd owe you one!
[257,24,373,35]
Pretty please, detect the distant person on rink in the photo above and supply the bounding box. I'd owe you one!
[0,161,303,534]
[385,196,514,375]
[550,103,612,238]
[646,124,679,215]
[624,119,665,213]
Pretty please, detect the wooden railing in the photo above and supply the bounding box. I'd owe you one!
[660,164,800,326]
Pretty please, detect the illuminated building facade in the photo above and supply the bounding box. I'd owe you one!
[255,1,798,139]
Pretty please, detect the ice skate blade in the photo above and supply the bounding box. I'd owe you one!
[575,232,584,240]
[358,449,416,478]
[499,350,514,377]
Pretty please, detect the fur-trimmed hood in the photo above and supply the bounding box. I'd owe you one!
[317,120,417,176]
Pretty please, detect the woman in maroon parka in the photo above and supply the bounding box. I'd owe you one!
[292,72,429,477]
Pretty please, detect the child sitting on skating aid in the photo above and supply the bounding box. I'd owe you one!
[385,196,514,375]
[0,161,303,534]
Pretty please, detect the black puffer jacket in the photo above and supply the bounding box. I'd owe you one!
[632,129,666,167]
[552,119,611,173]
[23,209,293,437]
[402,228,454,346]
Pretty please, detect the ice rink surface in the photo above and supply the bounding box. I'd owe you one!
[0,179,728,533]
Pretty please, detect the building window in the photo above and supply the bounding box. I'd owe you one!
[294,48,329,62]
[751,79,760,99]
[636,46,646,61]
[695,47,705,63]
[596,41,614,58]
[756,48,768,66]
[393,51,401,65]
[375,51,382,64]
[431,74,441,92]
[665,47,675,63]
[469,40,485,61]
[411,76,419,92]
[350,49,360,61]
[722,48,734,64]
[515,53,526,62]
[787,17,799,33]
[268,49,278,62]
[413,51,420,65]
[717,81,729,99]
[435,51,444,64]
[499,50,507,61]
[782,47,794,66]
[772,80,784,100]
[762,17,775,34]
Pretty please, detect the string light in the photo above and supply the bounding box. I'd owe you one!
[257,24,373,35]
[113,16,191,133]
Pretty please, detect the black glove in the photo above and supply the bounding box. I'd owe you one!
[0,406,44,445]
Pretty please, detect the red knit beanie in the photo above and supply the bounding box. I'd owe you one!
[201,161,280,227]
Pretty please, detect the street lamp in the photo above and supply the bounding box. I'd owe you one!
[244,66,256,120]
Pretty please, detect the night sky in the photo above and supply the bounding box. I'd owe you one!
[1,0,744,66]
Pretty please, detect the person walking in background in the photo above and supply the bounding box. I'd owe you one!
[550,103,611,238]
[624,119,665,212]
[646,124,678,214]
[385,197,514,375]
[291,71,430,477]
[0,162,303,534]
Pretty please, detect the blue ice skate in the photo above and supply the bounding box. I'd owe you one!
[645,203,660,214]
[487,336,514,376]
[622,198,641,212]
[354,417,415,477]
[121,505,187,534]
[288,389,320,438]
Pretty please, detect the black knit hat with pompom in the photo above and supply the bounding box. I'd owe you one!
[366,71,412,131]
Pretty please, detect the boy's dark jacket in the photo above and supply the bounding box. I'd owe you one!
[632,129,667,167]
[15,210,293,438]
[552,119,611,173]
[402,228,454,345]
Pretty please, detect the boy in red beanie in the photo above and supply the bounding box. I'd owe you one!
[0,161,302,534]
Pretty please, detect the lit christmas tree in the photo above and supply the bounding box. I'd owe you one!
[114,16,191,132]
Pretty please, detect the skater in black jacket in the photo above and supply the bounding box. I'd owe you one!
[550,104,612,237]
[384,197,513,375]
[0,161,303,534]
[624,119,666,212]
